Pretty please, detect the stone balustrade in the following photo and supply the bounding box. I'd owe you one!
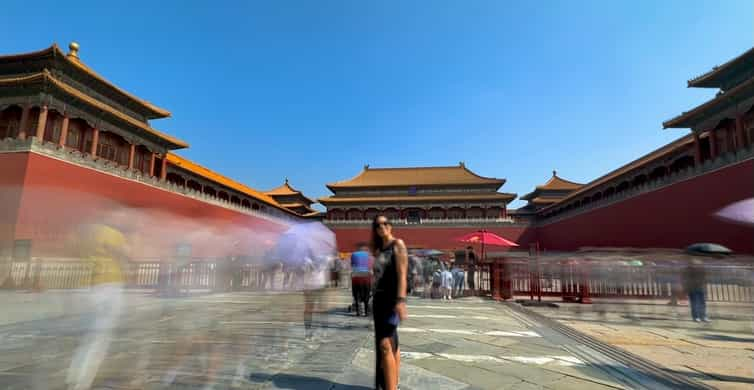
[0,136,299,224]
[324,216,520,226]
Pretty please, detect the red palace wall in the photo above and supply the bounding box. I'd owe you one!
[0,153,29,255]
[537,160,754,254]
[1,152,289,259]
[332,225,538,253]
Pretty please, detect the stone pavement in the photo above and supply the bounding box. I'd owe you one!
[0,288,727,389]
[521,298,754,390]
[354,296,629,390]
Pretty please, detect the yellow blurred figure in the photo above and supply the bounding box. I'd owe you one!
[67,222,128,390]
[83,223,128,286]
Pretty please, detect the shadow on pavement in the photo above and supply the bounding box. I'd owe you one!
[249,372,372,389]
[578,363,714,390]
[700,333,754,343]
[664,368,754,384]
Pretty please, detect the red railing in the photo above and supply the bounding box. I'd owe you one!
[495,259,753,303]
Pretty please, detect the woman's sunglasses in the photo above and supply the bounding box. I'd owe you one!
[372,221,391,228]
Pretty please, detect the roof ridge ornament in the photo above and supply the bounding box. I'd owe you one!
[459,161,465,167]
[67,42,80,60]
[553,170,557,177]
[364,164,370,170]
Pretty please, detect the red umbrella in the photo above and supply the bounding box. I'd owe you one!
[456,229,518,262]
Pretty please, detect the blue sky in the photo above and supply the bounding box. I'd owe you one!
[2,1,752,209]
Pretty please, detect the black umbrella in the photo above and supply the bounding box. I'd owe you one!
[685,243,733,256]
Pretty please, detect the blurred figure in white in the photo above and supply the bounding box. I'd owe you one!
[272,222,337,340]
[451,263,465,298]
[441,263,454,300]
[66,221,129,390]
[304,254,330,341]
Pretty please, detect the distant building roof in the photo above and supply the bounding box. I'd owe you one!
[327,163,505,190]
[520,171,583,201]
[265,179,315,205]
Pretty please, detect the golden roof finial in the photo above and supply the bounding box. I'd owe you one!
[68,42,80,59]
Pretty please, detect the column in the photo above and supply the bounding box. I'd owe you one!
[149,152,156,177]
[160,155,168,181]
[128,143,136,170]
[692,131,702,164]
[708,128,718,159]
[735,115,747,149]
[34,105,48,140]
[89,127,99,156]
[58,115,70,147]
[17,105,30,140]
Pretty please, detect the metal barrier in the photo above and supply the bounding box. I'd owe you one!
[496,259,754,303]
[3,257,751,304]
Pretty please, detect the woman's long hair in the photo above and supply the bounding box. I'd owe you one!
[371,215,387,254]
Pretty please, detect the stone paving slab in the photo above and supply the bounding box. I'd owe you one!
[386,298,630,390]
[523,299,754,390]
[0,289,711,389]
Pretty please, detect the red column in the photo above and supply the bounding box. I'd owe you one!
[692,131,702,164]
[160,155,168,181]
[149,152,156,177]
[17,105,30,140]
[128,143,136,170]
[58,115,69,147]
[735,115,747,149]
[34,105,48,140]
[89,127,99,156]
[492,259,503,301]
[708,128,718,159]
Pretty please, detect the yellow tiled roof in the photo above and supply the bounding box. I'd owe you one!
[166,153,295,214]
[536,173,583,191]
[319,192,516,204]
[327,163,505,189]
[0,44,171,119]
[265,180,315,205]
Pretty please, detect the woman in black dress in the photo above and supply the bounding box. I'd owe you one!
[371,215,409,390]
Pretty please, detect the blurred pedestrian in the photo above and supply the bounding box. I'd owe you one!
[303,254,329,341]
[422,258,434,298]
[466,246,477,295]
[371,215,408,390]
[452,264,465,298]
[282,262,294,288]
[262,262,279,290]
[441,265,454,300]
[684,259,709,322]
[67,222,129,390]
[351,243,373,316]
